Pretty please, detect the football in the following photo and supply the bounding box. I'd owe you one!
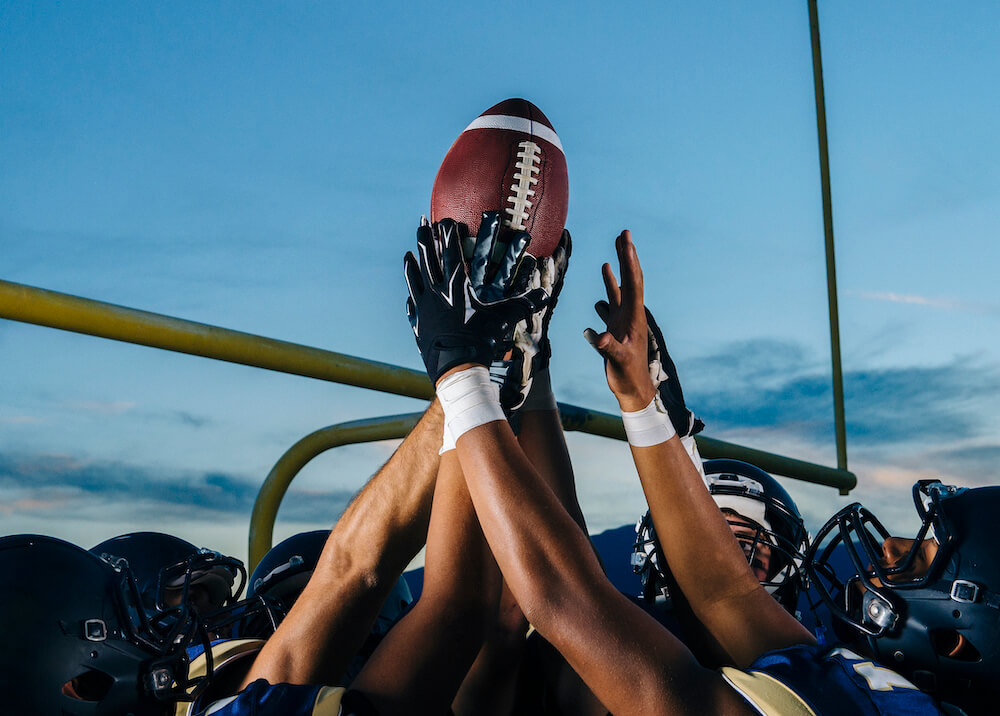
[430,98,568,258]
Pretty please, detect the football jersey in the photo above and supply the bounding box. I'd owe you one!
[176,639,346,716]
[721,644,943,715]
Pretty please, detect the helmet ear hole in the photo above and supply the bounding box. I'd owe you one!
[931,629,982,662]
[62,670,114,701]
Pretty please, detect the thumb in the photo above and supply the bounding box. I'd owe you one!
[583,327,603,350]
[594,300,611,326]
[583,328,619,359]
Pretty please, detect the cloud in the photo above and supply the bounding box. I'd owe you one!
[0,451,354,525]
[170,410,211,428]
[162,410,211,429]
[849,290,1000,316]
[0,416,43,424]
[920,444,1000,486]
[685,342,1000,448]
[0,496,69,515]
[62,400,136,415]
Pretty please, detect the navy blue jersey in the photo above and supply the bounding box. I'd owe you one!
[177,639,346,716]
[721,644,943,715]
[192,679,345,715]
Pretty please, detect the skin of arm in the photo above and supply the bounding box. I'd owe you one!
[589,230,815,668]
[452,405,593,716]
[451,412,752,716]
[349,447,502,716]
[241,399,444,688]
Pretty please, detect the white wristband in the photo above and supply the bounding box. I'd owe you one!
[439,421,457,454]
[621,395,676,447]
[437,366,506,447]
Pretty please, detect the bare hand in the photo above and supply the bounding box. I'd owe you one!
[583,230,657,411]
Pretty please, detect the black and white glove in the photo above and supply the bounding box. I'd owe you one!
[593,301,704,438]
[404,217,547,385]
[491,229,572,411]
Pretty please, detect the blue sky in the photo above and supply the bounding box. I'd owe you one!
[2,2,999,566]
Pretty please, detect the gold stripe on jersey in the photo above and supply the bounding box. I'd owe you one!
[721,666,817,716]
[313,686,347,715]
[176,639,267,716]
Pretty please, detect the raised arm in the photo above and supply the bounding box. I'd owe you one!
[403,223,751,716]
[585,230,814,667]
[452,231,594,716]
[243,398,443,687]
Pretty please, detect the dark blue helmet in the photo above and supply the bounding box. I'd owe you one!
[0,534,212,715]
[246,530,413,641]
[248,529,331,605]
[90,531,245,614]
[807,480,1000,713]
[633,459,809,614]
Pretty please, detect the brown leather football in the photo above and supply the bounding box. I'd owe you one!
[431,98,568,257]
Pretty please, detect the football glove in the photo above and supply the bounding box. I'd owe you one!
[404,217,546,385]
[492,229,571,411]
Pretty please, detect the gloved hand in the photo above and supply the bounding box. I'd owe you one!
[404,216,547,385]
[492,229,571,411]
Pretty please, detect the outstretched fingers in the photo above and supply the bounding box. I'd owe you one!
[403,253,421,336]
[583,300,619,356]
[602,262,621,308]
[490,230,532,299]
[615,230,644,318]
[416,223,443,287]
[436,219,467,294]
[469,212,500,291]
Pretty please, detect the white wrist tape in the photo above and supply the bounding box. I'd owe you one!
[621,394,676,447]
[439,421,457,455]
[437,366,506,448]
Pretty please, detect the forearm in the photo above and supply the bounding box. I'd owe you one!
[316,398,442,581]
[455,420,714,716]
[630,435,814,665]
[458,421,601,613]
[243,400,442,687]
[453,397,590,716]
[633,436,761,610]
[351,449,502,715]
[517,407,589,535]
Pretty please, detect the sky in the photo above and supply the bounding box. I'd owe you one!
[2,2,999,569]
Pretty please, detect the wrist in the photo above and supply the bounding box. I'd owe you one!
[437,366,506,450]
[621,394,676,447]
[436,362,483,388]
[615,385,658,413]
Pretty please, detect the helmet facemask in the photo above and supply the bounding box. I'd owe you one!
[806,480,1000,713]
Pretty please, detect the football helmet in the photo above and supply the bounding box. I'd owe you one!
[91,531,249,641]
[245,530,413,642]
[247,529,331,605]
[806,480,1000,712]
[90,531,246,614]
[633,459,809,614]
[0,534,211,715]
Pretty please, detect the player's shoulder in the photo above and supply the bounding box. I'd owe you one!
[721,643,944,716]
